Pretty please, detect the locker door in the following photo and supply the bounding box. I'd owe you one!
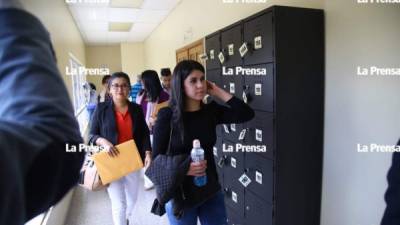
[244,154,273,204]
[244,64,274,112]
[205,32,221,70]
[222,140,245,188]
[244,190,273,225]
[226,206,244,225]
[246,111,274,160]
[243,12,273,66]
[221,23,242,68]
[223,177,245,218]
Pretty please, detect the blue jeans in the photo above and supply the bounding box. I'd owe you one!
[166,191,227,225]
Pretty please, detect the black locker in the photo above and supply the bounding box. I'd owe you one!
[226,206,244,225]
[244,191,273,225]
[243,12,274,66]
[220,22,242,68]
[244,153,273,203]
[246,111,274,160]
[205,31,221,70]
[244,64,274,112]
[205,5,324,225]
[223,177,245,218]
[222,140,245,187]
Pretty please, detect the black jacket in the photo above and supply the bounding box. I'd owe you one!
[381,139,400,225]
[88,100,151,161]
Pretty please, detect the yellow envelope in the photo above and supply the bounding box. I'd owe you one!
[93,139,143,184]
[152,101,169,118]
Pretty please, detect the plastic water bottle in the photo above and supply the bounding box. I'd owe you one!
[191,139,207,187]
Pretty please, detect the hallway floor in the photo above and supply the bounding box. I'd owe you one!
[65,174,169,225]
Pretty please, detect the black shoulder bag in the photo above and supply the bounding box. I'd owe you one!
[145,127,190,217]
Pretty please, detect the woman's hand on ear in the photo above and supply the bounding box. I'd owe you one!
[206,80,232,102]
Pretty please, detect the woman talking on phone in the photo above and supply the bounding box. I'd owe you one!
[89,72,152,225]
[152,60,254,225]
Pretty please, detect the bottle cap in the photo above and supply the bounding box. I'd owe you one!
[193,139,200,148]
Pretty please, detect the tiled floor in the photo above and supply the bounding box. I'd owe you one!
[64,173,169,225]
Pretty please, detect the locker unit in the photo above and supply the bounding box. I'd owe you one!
[208,6,324,225]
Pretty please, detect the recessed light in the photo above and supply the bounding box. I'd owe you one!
[108,22,133,32]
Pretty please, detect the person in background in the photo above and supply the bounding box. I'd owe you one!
[136,70,169,134]
[130,74,143,102]
[84,82,98,120]
[136,70,169,190]
[98,74,111,103]
[89,72,152,225]
[381,139,400,225]
[152,60,254,225]
[0,1,84,224]
[160,68,172,94]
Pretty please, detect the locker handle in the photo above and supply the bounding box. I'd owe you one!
[223,187,231,197]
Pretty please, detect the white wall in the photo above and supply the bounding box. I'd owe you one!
[322,1,400,225]
[121,42,145,80]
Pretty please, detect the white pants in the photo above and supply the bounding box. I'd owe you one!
[107,171,140,225]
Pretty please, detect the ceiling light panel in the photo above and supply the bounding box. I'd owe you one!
[110,0,144,8]
[108,22,133,32]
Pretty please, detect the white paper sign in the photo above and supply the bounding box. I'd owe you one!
[230,124,236,132]
[239,173,252,187]
[239,42,249,57]
[223,124,230,133]
[238,129,247,140]
[232,191,238,203]
[255,83,262,96]
[218,52,225,64]
[231,157,237,168]
[228,44,234,56]
[256,171,263,184]
[229,83,235,94]
[256,129,263,142]
[210,50,215,59]
[242,91,248,103]
[254,36,262,49]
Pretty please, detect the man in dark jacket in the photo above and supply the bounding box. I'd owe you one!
[381,139,400,225]
[0,1,84,224]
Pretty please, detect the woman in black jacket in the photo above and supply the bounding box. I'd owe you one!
[89,72,152,225]
[152,60,254,225]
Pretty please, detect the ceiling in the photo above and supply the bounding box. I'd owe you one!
[67,0,182,45]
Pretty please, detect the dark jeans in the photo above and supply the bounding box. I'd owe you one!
[166,191,227,225]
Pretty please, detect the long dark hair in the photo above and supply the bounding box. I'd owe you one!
[170,60,205,141]
[140,70,163,102]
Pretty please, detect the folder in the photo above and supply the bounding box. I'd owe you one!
[93,139,143,184]
[151,101,169,118]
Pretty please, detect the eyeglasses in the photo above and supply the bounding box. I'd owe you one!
[111,84,130,90]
